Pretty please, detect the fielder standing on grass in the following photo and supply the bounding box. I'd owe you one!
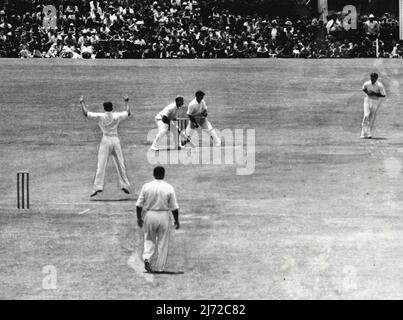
[361,73,386,139]
[80,95,132,197]
[150,96,185,151]
[184,91,221,147]
[136,166,180,273]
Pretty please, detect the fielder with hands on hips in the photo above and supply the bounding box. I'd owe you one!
[150,96,185,151]
[184,91,221,147]
[361,72,386,139]
[80,95,132,197]
[136,166,180,273]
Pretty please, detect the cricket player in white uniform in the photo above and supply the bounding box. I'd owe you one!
[150,96,184,151]
[361,73,386,139]
[184,91,221,147]
[80,95,131,197]
[136,167,180,273]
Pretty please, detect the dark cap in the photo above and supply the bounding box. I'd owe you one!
[153,166,165,179]
[195,90,205,97]
[175,96,184,103]
[103,101,113,111]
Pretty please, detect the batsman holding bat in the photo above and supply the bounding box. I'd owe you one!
[184,91,221,147]
[150,96,184,151]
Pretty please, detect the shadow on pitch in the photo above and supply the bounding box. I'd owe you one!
[149,148,182,151]
[370,137,387,141]
[90,198,138,202]
[146,271,185,275]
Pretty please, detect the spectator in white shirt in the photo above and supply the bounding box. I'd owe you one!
[326,15,343,35]
[364,14,380,41]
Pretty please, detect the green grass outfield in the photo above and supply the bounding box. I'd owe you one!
[0,59,403,299]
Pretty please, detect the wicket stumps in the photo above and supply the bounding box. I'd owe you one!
[17,172,29,209]
[171,118,212,148]
[175,118,188,147]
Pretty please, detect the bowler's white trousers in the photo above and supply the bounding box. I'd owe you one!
[361,97,382,137]
[142,210,171,271]
[93,135,130,191]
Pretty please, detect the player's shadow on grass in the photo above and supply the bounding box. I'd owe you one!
[370,137,387,141]
[148,271,184,275]
[90,198,138,202]
[150,148,182,151]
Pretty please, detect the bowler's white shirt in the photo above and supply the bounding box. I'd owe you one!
[187,98,207,117]
[362,80,386,100]
[87,111,128,136]
[155,102,179,121]
[136,180,179,212]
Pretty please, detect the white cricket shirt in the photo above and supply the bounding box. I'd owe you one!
[155,102,179,121]
[136,179,179,212]
[187,98,207,117]
[87,111,128,136]
[362,80,386,100]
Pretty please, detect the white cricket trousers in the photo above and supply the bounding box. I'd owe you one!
[93,135,130,191]
[151,120,180,149]
[185,119,221,146]
[142,210,171,272]
[361,98,382,137]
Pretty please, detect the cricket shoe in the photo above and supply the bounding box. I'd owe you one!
[90,190,103,197]
[150,146,159,151]
[144,259,153,273]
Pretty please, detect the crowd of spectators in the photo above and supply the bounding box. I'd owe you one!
[0,0,402,59]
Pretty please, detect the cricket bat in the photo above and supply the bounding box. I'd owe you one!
[170,121,196,148]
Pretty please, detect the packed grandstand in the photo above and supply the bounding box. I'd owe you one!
[0,0,402,59]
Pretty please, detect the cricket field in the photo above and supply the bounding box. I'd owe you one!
[0,59,402,299]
